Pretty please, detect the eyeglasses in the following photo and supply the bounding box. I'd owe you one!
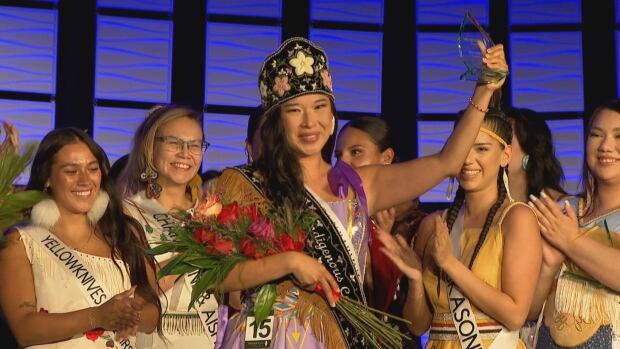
[155,136,210,155]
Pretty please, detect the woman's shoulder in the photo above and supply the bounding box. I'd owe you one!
[2,226,26,245]
[1,225,37,262]
[216,166,270,210]
[217,166,259,185]
[499,200,534,219]
[498,202,538,235]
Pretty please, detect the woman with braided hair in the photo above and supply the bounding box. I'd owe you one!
[378,110,542,349]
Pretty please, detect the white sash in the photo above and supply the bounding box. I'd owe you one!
[304,185,364,287]
[447,207,519,349]
[26,226,136,349]
[186,270,219,345]
[125,192,218,347]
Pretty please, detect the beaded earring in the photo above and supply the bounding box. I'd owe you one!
[140,166,162,199]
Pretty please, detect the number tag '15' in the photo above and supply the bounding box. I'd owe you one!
[244,314,275,349]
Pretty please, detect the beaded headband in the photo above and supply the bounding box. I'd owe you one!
[479,127,509,148]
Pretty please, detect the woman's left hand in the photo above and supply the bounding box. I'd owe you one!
[114,296,143,339]
[429,215,456,269]
[528,191,579,252]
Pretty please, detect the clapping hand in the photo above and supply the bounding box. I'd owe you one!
[94,286,141,333]
[528,191,579,253]
[376,225,423,282]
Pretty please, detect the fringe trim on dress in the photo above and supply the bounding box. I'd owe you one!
[19,231,131,295]
[555,264,620,336]
[275,281,346,349]
[161,313,206,336]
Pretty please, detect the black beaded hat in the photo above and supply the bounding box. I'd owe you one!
[258,37,334,114]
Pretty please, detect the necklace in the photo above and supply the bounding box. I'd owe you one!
[76,227,95,252]
[51,225,96,252]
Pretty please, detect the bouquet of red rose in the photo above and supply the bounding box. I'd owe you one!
[149,194,410,349]
[149,194,314,324]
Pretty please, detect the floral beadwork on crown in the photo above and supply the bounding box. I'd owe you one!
[259,37,335,114]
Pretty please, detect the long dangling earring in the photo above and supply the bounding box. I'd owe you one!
[446,176,455,200]
[330,116,336,135]
[141,166,162,199]
[502,166,514,202]
[521,154,530,171]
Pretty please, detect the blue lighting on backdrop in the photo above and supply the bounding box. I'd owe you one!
[0,0,590,205]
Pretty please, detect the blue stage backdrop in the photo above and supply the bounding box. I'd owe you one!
[0,0,596,203]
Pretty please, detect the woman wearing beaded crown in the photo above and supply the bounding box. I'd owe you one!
[214,37,508,348]
[119,105,217,349]
[378,108,542,349]
[528,100,620,348]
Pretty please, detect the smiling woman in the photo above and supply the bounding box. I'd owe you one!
[378,110,542,349]
[213,36,509,349]
[0,128,161,348]
[118,105,218,349]
[528,100,620,349]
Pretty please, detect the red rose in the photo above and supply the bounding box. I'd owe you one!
[240,237,261,259]
[244,204,261,221]
[84,328,105,341]
[194,194,222,223]
[248,217,275,239]
[276,234,295,252]
[293,230,305,251]
[217,202,240,225]
[208,236,235,255]
[194,226,215,244]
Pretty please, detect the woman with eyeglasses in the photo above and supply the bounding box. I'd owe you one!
[118,105,216,349]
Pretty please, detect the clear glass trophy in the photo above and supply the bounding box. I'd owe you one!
[457,11,508,83]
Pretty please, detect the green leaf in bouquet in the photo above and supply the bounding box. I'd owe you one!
[189,270,216,311]
[0,144,36,195]
[183,255,222,269]
[1,190,47,213]
[147,242,180,256]
[0,144,46,236]
[157,253,187,279]
[188,256,244,310]
[253,283,276,325]
[163,262,197,275]
[0,213,22,232]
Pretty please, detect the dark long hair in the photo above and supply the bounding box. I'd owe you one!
[246,104,265,145]
[339,116,394,153]
[581,99,620,214]
[505,107,567,198]
[442,111,512,269]
[27,128,162,332]
[339,116,428,243]
[255,100,338,209]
